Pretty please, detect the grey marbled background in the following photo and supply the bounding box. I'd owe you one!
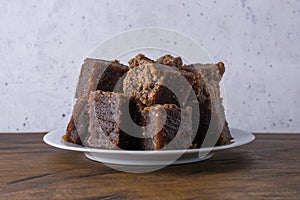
[0,0,299,133]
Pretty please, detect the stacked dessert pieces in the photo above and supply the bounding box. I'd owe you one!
[62,54,232,150]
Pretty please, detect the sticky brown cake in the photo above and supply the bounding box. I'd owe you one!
[86,90,143,150]
[142,104,193,150]
[86,91,193,150]
[156,54,183,68]
[64,58,129,145]
[182,63,231,147]
[63,54,232,150]
[62,98,89,145]
[157,54,231,147]
[123,61,194,107]
[128,53,155,68]
[75,58,128,99]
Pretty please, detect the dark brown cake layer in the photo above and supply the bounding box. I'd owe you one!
[75,58,128,98]
[181,62,232,147]
[62,98,89,145]
[141,104,192,150]
[217,121,232,145]
[186,100,209,148]
[86,90,142,150]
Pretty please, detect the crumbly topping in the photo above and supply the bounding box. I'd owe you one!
[128,54,154,68]
[156,54,183,68]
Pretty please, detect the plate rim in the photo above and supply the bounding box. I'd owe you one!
[43,128,255,155]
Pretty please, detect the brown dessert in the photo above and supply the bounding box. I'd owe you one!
[75,58,128,99]
[156,54,231,147]
[123,61,193,107]
[182,63,231,147]
[142,104,192,150]
[128,54,154,68]
[63,54,232,150]
[156,54,183,68]
[217,121,232,145]
[85,90,142,150]
[65,58,128,145]
[62,98,89,145]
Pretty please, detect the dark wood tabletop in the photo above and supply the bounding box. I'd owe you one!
[0,133,299,200]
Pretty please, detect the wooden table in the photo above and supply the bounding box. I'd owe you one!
[0,133,299,200]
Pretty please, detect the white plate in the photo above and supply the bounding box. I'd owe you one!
[47,29,254,172]
[43,128,254,167]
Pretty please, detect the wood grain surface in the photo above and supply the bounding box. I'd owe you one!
[0,133,299,200]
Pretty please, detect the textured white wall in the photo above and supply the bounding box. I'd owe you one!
[0,0,299,133]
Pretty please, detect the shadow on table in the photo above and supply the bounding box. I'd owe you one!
[158,149,255,175]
